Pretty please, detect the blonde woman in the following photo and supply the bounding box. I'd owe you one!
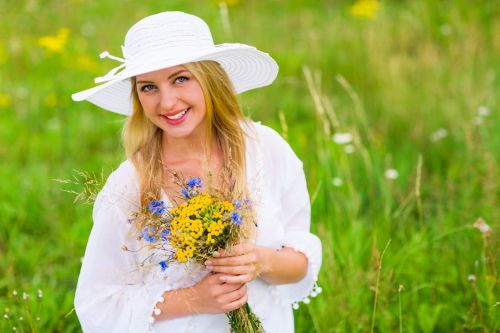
[72,11,322,333]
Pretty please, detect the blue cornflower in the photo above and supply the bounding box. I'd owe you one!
[159,260,168,272]
[186,177,203,188]
[233,200,242,209]
[231,212,242,226]
[141,226,156,243]
[161,229,171,242]
[148,201,165,215]
[242,198,251,208]
[181,188,190,199]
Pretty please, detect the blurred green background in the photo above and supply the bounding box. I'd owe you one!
[0,0,498,332]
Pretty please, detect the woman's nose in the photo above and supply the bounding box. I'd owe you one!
[159,87,178,111]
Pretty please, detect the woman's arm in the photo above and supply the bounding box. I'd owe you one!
[256,246,308,284]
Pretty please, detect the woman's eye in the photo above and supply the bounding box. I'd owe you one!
[140,84,156,92]
[174,76,189,84]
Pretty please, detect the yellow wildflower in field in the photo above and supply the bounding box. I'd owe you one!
[38,28,70,53]
[350,0,381,20]
[44,94,57,108]
[76,54,99,72]
[0,94,12,108]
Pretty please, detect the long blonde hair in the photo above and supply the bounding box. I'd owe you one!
[123,61,249,207]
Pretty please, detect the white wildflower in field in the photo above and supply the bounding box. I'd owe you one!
[385,169,399,179]
[81,22,96,36]
[440,24,452,36]
[38,289,43,299]
[474,106,490,125]
[16,87,28,99]
[22,292,29,301]
[344,144,355,154]
[473,218,491,234]
[467,274,476,281]
[12,290,17,297]
[430,128,448,142]
[332,177,343,187]
[477,106,490,117]
[332,132,353,145]
[47,117,61,131]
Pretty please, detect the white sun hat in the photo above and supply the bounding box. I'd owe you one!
[72,11,279,115]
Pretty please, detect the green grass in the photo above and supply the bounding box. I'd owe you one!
[1,0,498,332]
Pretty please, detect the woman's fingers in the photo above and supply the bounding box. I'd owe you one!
[219,274,252,284]
[217,284,248,312]
[205,244,261,284]
[206,253,256,268]
[223,291,248,312]
[216,243,255,257]
[209,265,251,275]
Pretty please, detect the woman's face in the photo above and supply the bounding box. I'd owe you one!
[136,65,207,141]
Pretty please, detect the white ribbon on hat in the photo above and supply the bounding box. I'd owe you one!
[94,51,127,83]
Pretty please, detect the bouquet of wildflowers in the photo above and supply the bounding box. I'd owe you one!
[130,175,264,333]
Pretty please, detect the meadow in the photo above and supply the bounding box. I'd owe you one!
[0,0,498,332]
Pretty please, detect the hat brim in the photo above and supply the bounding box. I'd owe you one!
[72,44,278,115]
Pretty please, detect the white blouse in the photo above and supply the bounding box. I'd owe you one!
[75,122,322,333]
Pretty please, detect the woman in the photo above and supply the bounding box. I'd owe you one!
[72,11,322,333]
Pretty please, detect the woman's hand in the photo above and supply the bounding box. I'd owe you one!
[187,272,248,314]
[205,243,309,285]
[204,243,268,284]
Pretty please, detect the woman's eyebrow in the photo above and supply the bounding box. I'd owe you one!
[136,80,154,84]
[167,70,189,79]
[136,70,189,84]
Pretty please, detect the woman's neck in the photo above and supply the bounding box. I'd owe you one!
[161,130,221,165]
[161,130,223,193]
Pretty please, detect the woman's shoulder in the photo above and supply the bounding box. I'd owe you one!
[96,159,139,205]
[244,121,301,161]
[244,121,291,149]
[92,159,140,220]
[104,159,138,189]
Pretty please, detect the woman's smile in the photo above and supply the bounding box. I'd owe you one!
[162,107,191,125]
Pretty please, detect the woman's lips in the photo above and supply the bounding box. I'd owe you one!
[162,107,190,125]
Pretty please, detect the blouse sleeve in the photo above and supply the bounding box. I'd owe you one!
[74,164,165,333]
[261,126,322,307]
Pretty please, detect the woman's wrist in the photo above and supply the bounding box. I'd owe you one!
[256,246,274,278]
[153,287,197,321]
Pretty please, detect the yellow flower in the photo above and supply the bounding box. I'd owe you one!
[350,0,381,20]
[44,94,57,108]
[38,28,70,53]
[0,94,11,108]
[169,193,237,261]
[76,54,98,72]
